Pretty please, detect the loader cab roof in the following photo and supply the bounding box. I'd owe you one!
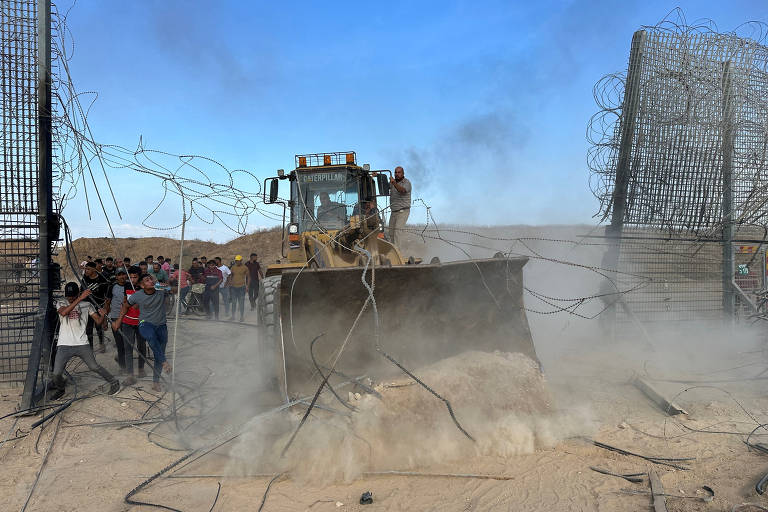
[288,152,380,233]
[295,151,359,169]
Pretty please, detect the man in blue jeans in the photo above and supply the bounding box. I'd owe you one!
[123,273,172,391]
[228,255,248,322]
[215,257,231,317]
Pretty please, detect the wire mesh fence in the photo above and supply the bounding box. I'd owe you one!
[590,22,768,233]
[590,18,768,328]
[0,0,39,385]
[614,228,724,325]
[611,228,768,327]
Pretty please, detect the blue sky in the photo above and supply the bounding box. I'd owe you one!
[59,0,767,241]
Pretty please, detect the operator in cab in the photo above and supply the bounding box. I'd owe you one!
[315,192,346,225]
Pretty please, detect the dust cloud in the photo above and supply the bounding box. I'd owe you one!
[226,350,593,484]
[168,224,763,486]
[211,225,606,482]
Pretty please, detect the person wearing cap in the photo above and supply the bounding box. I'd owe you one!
[49,283,119,398]
[228,255,248,322]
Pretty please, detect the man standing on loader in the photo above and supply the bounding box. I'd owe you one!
[388,166,411,247]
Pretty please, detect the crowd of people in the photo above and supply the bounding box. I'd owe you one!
[49,166,412,398]
[51,252,263,395]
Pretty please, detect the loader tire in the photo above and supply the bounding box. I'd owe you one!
[258,275,284,395]
[259,275,281,341]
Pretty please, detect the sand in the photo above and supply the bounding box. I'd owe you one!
[3,313,768,511]
[226,349,570,484]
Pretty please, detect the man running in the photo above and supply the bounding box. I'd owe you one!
[125,274,172,391]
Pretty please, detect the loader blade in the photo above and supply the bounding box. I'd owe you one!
[277,257,537,396]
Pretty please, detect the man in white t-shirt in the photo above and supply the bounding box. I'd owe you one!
[50,282,120,398]
[215,256,232,317]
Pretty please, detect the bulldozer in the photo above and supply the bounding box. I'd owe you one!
[259,151,538,400]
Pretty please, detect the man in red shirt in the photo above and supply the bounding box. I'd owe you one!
[203,260,223,320]
[245,253,263,312]
[115,267,147,381]
[170,263,191,313]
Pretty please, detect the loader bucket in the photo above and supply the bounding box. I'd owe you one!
[275,256,538,397]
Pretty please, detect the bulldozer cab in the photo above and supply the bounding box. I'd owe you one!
[265,153,385,229]
[294,169,361,232]
[264,152,391,265]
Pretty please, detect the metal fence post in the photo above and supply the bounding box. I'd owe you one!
[20,0,53,409]
[603,30,647,327]
[721,61,735,322]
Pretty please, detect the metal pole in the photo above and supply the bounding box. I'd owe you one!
[21,0,53,409]
[602,30,646,327]
[171,197,185,430]
[721,61,735,321]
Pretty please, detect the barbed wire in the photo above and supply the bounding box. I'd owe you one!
[399,205,647,319]
[50,3,277,239]
[587,8,768,234]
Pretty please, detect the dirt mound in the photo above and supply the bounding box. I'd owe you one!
[371,349,551,417]
[228,350,590,483]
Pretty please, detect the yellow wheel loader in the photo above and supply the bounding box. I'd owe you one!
[259,152,538,399]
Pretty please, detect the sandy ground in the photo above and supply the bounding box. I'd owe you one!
[3,305,768,511]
